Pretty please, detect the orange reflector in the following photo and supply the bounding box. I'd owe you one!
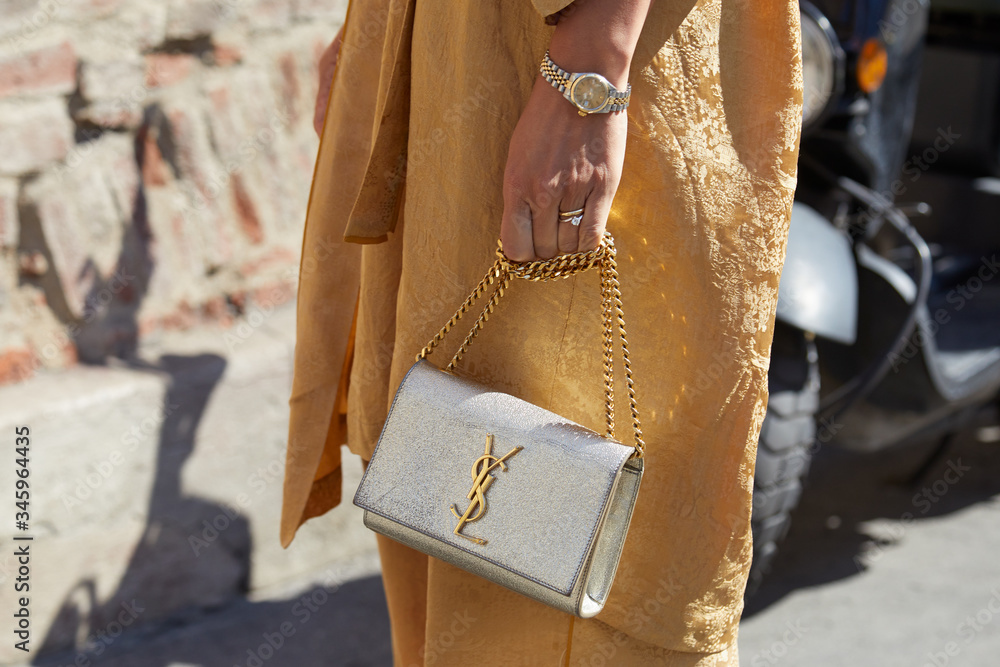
[857,38,888,93]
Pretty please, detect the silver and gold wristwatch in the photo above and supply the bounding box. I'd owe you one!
[539,49,631,116]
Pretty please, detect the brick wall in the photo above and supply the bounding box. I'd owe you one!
[0,0,346,383]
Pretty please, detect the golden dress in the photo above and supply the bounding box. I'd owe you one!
[280,1,803,664]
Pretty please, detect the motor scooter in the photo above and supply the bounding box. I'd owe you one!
[749,0,1000,593]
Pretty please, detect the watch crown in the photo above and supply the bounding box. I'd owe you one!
[540,51,630,115]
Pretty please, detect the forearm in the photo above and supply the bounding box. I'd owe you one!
[547,0,655,88]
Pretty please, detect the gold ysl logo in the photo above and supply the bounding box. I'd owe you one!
[450,434,522,545]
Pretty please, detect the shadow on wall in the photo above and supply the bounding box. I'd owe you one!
[17,96,256,659]
[19,128,392,665]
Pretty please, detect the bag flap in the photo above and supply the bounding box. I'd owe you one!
[354,359,634,596]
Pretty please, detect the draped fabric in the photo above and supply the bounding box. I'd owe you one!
[281,0,803,664]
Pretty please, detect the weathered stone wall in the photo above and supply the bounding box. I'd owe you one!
[0,0,346,383]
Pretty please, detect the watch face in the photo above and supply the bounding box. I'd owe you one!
[570,74,610,112]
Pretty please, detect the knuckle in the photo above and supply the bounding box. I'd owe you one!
[535,242,558,260]
[509,212,532,233]
[500,234,531,262]
[592,164,615,186]
[558,234,579,254]
[529,177,560,206]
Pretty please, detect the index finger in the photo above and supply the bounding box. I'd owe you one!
[500,197,535,262]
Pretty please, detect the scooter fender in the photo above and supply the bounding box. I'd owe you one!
[775,202,858,344]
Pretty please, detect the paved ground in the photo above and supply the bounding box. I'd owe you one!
[24,546,390,667]
[739,425,1000,667]
[23,426,1000,667]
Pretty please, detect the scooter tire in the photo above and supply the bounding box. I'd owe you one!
[746,322,820,598]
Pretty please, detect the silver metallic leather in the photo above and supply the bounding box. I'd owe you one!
[354,359,643,618]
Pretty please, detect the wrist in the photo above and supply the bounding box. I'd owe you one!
[545,0,652,89]
[547,30,631,89]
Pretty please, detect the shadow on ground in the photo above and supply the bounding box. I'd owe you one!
[28,349,393,667]
[32,576,391,667]
[744,425,1000,617]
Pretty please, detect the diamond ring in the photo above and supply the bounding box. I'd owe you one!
[558,207,585,227]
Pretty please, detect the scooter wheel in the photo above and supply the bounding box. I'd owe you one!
[746,322,820,598]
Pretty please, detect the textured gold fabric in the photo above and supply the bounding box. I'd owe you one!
[280,0,803,664]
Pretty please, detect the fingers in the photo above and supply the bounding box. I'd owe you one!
[576,187,613,252]
[505,189,592,261]
[500,198,535,262]
[313,57,330,136]
[556,196,586,255]
[531,187,560,260]
[313,86,329,136]
[313,35,343,137]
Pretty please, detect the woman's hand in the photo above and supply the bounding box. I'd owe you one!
[500,0,653,262]
[500,75,628,261]
[314,25,346,137]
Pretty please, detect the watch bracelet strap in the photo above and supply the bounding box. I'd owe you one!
[539,50,631,112]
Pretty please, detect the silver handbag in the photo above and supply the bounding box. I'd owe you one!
[353,233,645,618]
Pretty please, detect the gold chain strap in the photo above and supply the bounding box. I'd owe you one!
[416,232,645,458]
